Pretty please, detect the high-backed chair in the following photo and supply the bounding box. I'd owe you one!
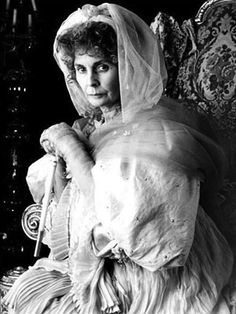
[151,0,236,308]
[151,0,236,249]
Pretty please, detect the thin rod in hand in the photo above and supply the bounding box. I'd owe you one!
[34,155,58,257]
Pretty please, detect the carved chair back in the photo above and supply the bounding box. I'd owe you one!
[151,0,236,248]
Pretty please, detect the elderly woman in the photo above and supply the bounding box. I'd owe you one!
[3,3,233,314]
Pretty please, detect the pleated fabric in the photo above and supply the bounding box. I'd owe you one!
[3,206,233,314]
[50,182,72,260]
[3,267,79,314]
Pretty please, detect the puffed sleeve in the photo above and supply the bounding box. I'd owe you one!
[92,157,201,272]
[26,154,54,203]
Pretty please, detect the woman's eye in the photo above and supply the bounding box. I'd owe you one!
[97,64,109,72]
[75,65,86,74]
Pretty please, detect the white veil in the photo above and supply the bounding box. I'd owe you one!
[53,3,167,122]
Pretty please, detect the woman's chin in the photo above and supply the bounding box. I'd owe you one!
[89,100,108,109]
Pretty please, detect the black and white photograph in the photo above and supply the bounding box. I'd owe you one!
[0,0,236,313]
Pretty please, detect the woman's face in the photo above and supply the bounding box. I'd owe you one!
[74,51,120,110]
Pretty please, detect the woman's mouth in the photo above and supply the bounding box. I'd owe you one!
[88,93,104,97]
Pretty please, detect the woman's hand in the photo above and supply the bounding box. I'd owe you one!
[40,122,94,196]
[40,122,82,160]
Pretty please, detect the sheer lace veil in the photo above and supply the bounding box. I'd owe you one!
[53,3,226,197]
[53,3,167,121]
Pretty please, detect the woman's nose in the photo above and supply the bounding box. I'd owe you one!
[87,71,99,86]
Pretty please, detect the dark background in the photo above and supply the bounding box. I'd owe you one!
[0,0,206,273]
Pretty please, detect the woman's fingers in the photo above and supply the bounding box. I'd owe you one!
[41,139,55,155]
[39,123,76,157]
[40,128,53,153]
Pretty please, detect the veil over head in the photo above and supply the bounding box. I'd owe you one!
[53,3,167,121]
